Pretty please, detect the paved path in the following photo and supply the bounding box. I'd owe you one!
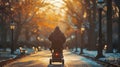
[4,50,103,67]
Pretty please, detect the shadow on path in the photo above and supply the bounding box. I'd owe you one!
[48,64,66,67]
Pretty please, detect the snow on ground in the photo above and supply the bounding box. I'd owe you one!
[64,50,103,67]
[0,48,17,59]
[0,48,34,62]
[71,48,120,65]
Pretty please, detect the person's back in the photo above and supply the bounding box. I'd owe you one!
[48,26,66,51]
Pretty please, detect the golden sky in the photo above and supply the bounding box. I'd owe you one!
[36,0,68,33]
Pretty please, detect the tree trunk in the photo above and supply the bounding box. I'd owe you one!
[0,14,7,50]
[91,0,97,50]
[87,8,92,50]
[14,24,22,49]
[85,0,97,50]
[95,8,104,59]
[87,10,97,50]
[106,0,113,53]
[25,28,31,47]
[1,23,7,49]
[117,8,120,52]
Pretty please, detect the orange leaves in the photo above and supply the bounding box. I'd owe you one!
[72,17,78,25]
[37,22,55,29]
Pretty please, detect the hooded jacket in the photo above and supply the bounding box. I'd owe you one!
[48,27,66,49]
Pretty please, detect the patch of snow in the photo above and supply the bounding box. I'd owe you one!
[71,48,120,65]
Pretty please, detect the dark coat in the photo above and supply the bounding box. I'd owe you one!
[48,27,66,50]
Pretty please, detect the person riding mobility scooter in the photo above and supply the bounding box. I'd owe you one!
[48,26,66,65]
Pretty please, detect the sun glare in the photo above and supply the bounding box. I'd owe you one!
[36,0,67,33]
[43,0,66,18]
[45,0,65,8]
